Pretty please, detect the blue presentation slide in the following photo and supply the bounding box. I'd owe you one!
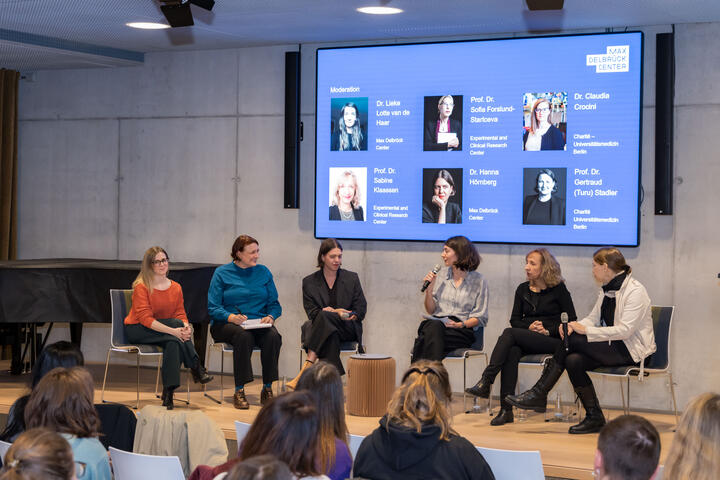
[315,32,643,246]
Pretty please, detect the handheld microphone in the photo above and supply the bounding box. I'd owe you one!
[561,312,569,351]
[421,264,442,292]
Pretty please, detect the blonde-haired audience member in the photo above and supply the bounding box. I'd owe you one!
[594,415,660,480]
[664,392,720,480]
[0,428,76,480]
[353,360,495,480]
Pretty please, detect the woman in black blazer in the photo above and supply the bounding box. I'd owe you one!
[287,238,367,389]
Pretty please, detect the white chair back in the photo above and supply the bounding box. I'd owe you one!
[109,447,185,480]
[348,434,365,459]
[0,440,11,462]
[475,446,544,480]
[235,420,252,447]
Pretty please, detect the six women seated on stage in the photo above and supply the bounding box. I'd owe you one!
[118,235,657,435]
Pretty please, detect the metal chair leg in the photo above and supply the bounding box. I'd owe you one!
[154,356,162,398]
[136,353,141,410]
[220,347,225,404]
[668,372,679,426]
[625,377,631,415]
[101,349,112,403]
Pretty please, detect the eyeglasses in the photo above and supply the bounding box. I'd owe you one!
[536,107,550,112]
[434,184,452,191]
[151,258,169,265]
[75,461,87,478]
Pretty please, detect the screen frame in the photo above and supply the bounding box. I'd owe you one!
[314,31,644,247]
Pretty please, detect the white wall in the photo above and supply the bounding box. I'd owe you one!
[16,24,720,412]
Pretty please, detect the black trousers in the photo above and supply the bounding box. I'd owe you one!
[125,318,199,389]
[411,319,475,363]
[554,333,635,388]
[210,322,282,387]
[483,327,561,402]
[305,311,358,375]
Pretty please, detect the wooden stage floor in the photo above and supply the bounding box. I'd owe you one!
[0,362,677,480]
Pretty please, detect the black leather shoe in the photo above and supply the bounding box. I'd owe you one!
[490,408,514,426]
[569,407,606,434]
[161,387,174,410]
[233,389,249,409]
[260,387,273,406]
[568,385,606,434]
[465,377,492,398]
[190,363,213,385]
[505,358,564,413]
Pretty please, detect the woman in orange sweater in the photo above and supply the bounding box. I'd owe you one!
[124,246,212,409]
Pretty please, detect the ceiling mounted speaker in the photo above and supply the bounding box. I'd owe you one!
[526,0,565,11]
[160,1,194,27]
[190,0,215,11]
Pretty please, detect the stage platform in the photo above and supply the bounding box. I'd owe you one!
[0,361,677,480]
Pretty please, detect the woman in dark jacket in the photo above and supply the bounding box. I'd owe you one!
[354,360,494,480]
[465,248,576,426]
[287,238,366,390]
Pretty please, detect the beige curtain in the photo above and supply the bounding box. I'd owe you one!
[0,69,19,261]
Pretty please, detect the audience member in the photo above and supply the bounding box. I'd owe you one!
[353,360,495,480]
[594,415,660,480]
[225,455,294,480]
[0,341,84,442]
[296,361,352,480]
[25,367,111,480]
[664,392,720,480]
[0,428,76,480]
[190,391,329,480]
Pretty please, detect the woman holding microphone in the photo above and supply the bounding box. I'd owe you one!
[411,236,488,362]
[465,248,576,426]
[507,247,656,434]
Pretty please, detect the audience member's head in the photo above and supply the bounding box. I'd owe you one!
[296,361,348,471]
[594,415,660,480]
[387,360,456,441]
[239,390,321,478]
[664,392,720,480]
[0,428,75,480]
[225,455,293,480]
[25,366,100,439]
[30,341,84,389]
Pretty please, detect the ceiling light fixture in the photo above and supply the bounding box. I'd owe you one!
[357,6,403,15]
[126,22,171,30]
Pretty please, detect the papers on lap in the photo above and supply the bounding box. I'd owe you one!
[422,314,451,325]
[241,318,272,329]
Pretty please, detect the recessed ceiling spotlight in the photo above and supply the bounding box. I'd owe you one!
[357,6,403,15]
[126,22,171,30]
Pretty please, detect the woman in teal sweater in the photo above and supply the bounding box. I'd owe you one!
[208,235,283,409]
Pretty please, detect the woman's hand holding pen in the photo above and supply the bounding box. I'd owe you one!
[228,313,247,326]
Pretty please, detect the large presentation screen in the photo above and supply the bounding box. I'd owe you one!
[315,32,643,246]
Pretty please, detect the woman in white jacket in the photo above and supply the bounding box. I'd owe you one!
[506,247,656,434]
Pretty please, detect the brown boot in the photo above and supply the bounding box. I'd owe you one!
[233,389,249,409]
[286,359,314,391]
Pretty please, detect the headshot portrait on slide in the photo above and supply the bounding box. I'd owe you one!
[329,167,367,221]
[423,95,463,151]
[522,167,567,225]
[522,92,567,151]
[330,97,368,151]
[422,168,463,224]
